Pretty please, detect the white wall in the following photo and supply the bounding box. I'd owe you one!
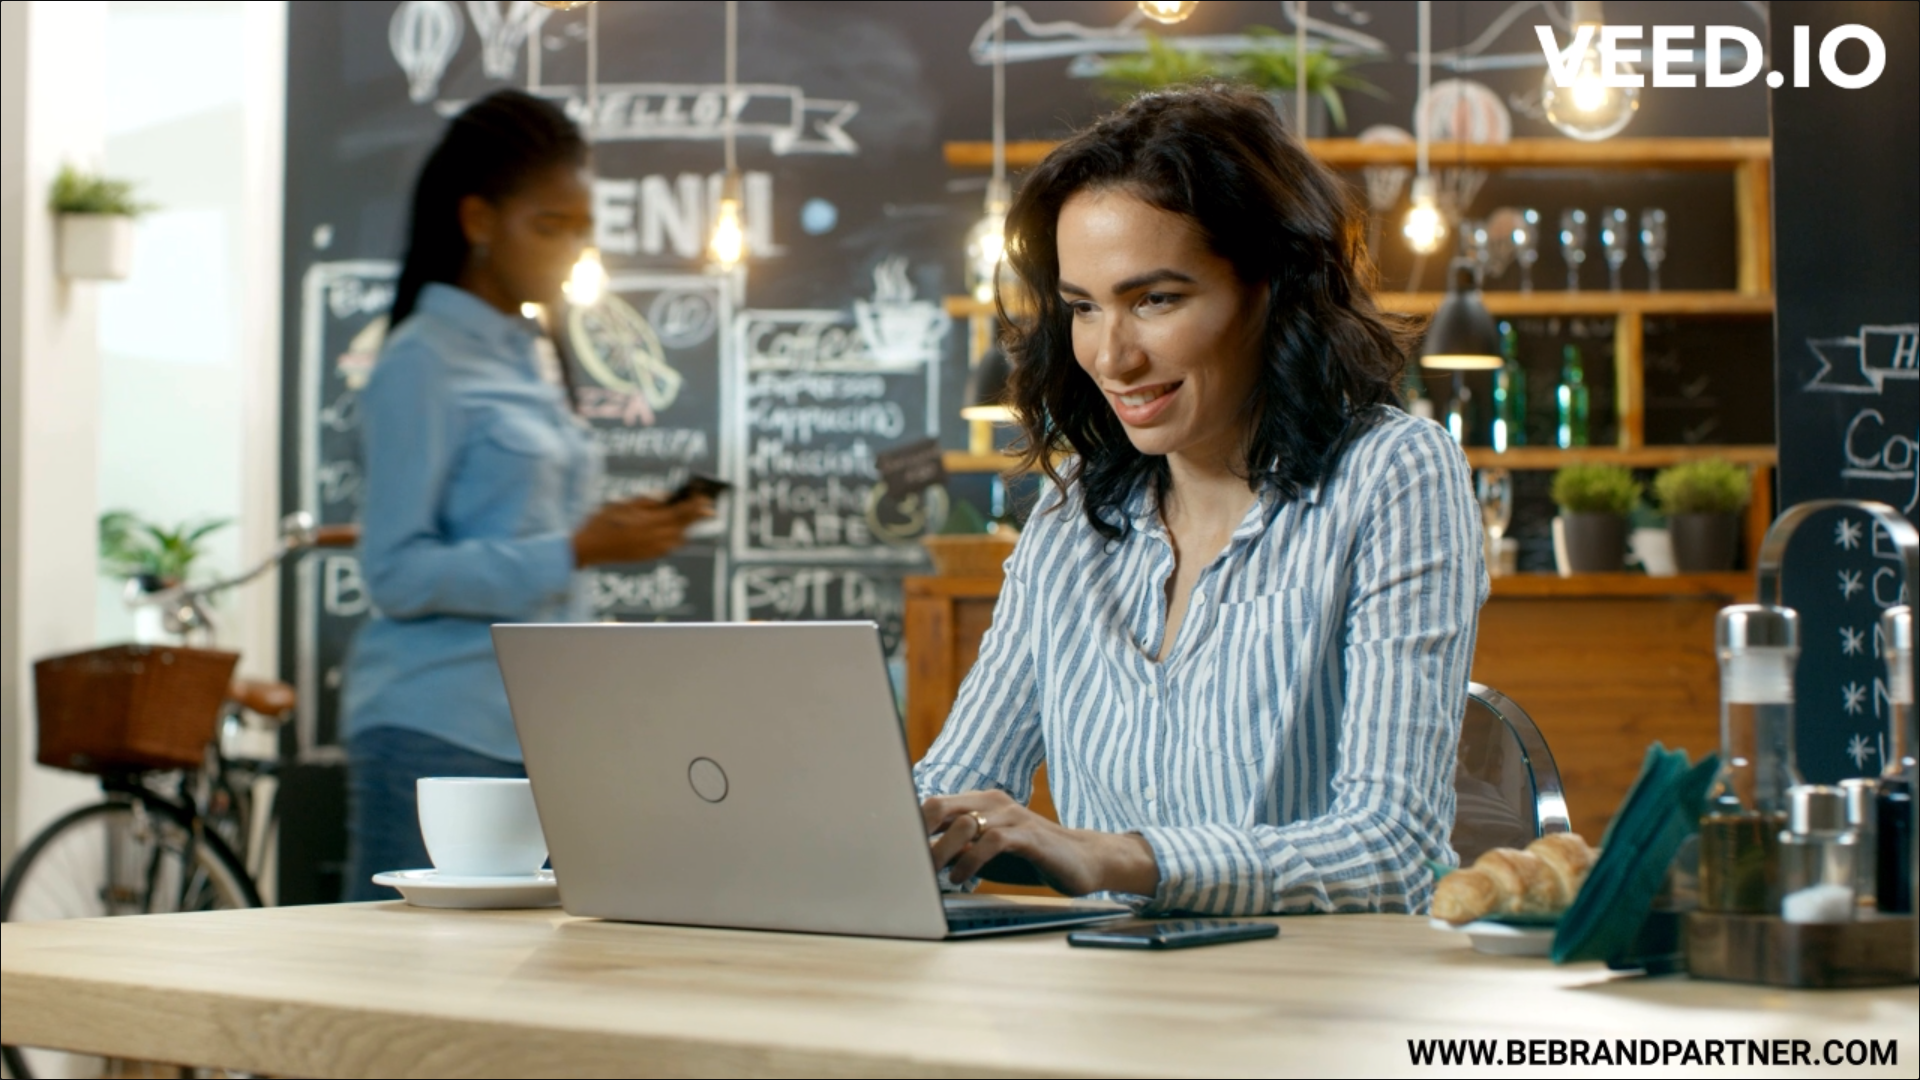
[1,0,285,871]
[2,0,31,868]
[92,0,285,675]
[1,0,114,865]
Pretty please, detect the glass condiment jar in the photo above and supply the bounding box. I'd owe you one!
[1700,605,1802,913]
[1779,785,1859,924]
[1876,605,1914,914]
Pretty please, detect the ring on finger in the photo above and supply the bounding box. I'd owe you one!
[966,810,991,844]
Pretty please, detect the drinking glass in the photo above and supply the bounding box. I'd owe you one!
[1640,207,1668,292]
[1466,220,1492,284]
[1476,468,1515,575]
[1600,207,1631,291]
[1558,208,1588,292]
[1514,208,1540,293]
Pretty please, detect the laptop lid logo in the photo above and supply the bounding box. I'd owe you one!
[688,757,729,803]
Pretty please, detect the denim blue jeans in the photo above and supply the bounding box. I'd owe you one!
[342,726,525,902]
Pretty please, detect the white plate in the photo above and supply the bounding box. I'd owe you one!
[371,868,560,910]
[1430,917,1556,957]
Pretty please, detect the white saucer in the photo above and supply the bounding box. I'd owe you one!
[1430,917,1556,957]
[371,868,560,910]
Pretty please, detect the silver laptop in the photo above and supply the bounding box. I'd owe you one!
[491,621,1129,940]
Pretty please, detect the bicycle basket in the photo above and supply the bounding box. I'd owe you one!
[34,643,239,773]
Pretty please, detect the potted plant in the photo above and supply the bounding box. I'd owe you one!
[920,499,1018,579]
[1550,464,1642,573]
[1653,459,1750,572]
[1096,30,1382,135]
[100,510,230,642]
[1231,27,1386,136]
[50,164,154,280]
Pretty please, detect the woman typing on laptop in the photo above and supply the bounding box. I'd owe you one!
[915,86,1486,915]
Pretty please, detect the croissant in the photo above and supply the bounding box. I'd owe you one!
[1432,833,1598,926]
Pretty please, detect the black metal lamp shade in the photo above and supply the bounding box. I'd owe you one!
[1420,260,1504,371]
[960,344,1015,422]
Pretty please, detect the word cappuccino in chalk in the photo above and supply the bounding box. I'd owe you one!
[1536,23,1885,90]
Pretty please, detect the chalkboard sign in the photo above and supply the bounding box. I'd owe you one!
[1769,2,1918,781]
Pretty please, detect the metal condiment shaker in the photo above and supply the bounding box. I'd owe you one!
[1778,785,1858,924]
[1837,777,1878,911]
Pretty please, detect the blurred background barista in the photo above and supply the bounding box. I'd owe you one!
[341,90,711,900]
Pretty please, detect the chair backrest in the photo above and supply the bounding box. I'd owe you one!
[1452,682,1571,864]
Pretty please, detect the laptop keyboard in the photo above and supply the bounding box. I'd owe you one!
[942,898,1113,932]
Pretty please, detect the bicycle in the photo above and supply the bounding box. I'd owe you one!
[1,512,355,1080]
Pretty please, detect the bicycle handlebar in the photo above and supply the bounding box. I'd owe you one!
[134,515,360,627]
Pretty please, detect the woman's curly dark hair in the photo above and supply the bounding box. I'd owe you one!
[1000,84,1415,539]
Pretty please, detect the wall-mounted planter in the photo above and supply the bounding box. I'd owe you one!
[58,213,135,280]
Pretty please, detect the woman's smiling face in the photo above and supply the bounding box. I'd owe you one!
[1056,187,1268,470]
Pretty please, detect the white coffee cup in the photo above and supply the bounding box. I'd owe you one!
[416,777,548,877]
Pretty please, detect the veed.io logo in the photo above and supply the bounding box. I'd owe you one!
[1536,24,1888,90]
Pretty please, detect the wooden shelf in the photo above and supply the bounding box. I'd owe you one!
[1379,291,1773,317]
[1490,572,1753,600]
[910,569,1754,601]
[946,291,1773,320]
[1463,446,1776,469]
[947,446,1775,475]
[945,137,1771,171]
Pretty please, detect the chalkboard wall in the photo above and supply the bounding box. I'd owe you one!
[278,0,1781,760]
[272,0,1790,902]
[1768,1,1917,783]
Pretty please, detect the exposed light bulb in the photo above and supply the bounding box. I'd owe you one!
[520,302,542,319]
[1540,22,1640,141]
[1138,1,1200,24]
[708,172,747,271]
[1401,175,1446,255]
[563,246,606,306]
[966,178,1011,304]
[534,2,595,9]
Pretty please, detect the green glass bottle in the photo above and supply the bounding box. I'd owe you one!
[1492,321,1527,452]
[1556,344,1590,449]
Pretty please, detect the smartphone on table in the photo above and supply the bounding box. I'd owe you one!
[1067,919,1279,950]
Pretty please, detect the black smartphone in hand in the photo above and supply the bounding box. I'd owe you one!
[667,474,732,505]
[1067,919,1279,950]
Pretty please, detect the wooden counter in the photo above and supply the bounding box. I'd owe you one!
[3,903,1912,1077]
[906,574,1751,842]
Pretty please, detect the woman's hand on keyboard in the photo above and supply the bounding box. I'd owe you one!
[921,790,1159,898]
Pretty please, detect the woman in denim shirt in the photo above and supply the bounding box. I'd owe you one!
[342,92,710,899]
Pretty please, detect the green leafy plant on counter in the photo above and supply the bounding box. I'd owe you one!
[1096,29,1383,131]
[49,164,155,217]
[1231,27,1387,131]
[1653,459,1750,515]
[939,498,990,536]
[99,510,230,587]
[1550,464,1643,517]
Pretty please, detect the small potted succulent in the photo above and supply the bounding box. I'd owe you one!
[1550,464,1643,573]
[1653,459,1750,572]
[50,164,154,280]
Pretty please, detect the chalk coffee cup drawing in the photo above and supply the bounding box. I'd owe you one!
[416,777,548,877]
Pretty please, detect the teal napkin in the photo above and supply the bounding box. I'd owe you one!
[1551,744,1718,965]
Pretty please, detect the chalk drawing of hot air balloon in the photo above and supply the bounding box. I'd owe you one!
[466,1,552,82]
[391,0,464,104]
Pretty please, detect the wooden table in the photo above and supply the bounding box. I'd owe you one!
[3,904,1914,1077]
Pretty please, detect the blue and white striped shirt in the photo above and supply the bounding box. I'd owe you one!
[914,407,1487,914]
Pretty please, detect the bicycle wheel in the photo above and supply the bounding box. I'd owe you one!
[2,795,259,1079]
